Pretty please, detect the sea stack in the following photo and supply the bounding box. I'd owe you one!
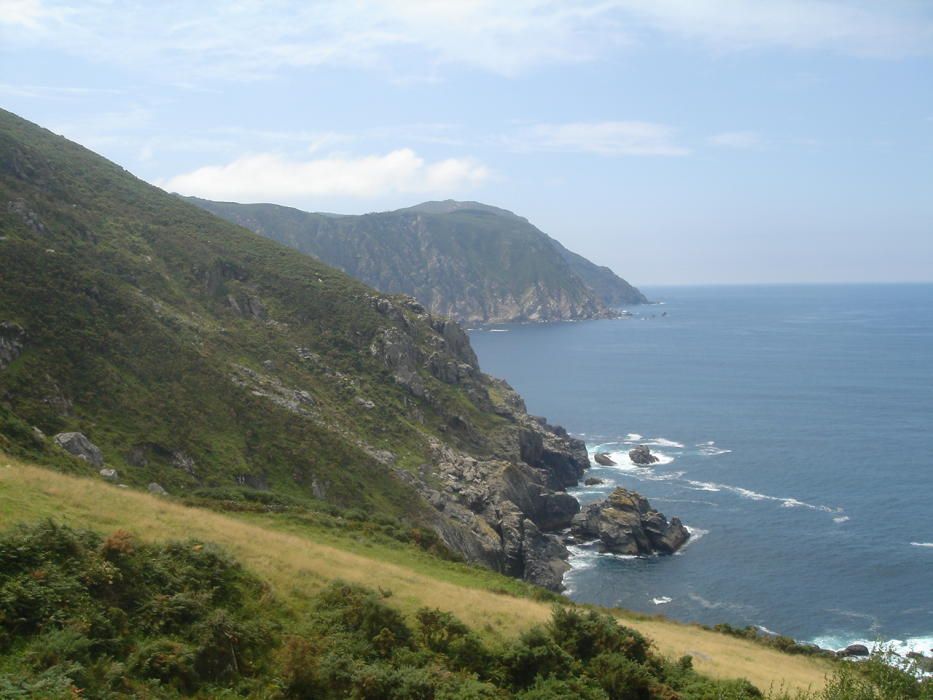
[629,445,659,465]
[570,487,690,556]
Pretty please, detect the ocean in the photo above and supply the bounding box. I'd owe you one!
[468,284,933,656]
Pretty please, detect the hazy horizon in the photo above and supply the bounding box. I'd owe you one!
[2,1,932,286]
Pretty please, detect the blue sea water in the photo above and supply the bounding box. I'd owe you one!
[469,284,933,654]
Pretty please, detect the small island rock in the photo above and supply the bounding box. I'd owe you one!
[594,452,616,466]
[838,644,870,658]
[571,487,689,556]
[584,477,604,486]
[629,445,659,466]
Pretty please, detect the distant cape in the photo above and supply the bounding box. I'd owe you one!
[188,197,647,324]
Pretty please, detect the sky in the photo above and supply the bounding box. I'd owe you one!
[1,0,932,286]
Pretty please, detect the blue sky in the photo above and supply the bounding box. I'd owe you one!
[2,1,932,285]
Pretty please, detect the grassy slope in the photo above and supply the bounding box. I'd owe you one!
[0,457,832,694]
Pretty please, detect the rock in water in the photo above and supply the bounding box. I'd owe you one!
[594,452,616,466]
[838,644,870,658]
[570,487,689,556]
[628,445,659,466]
[584,477,604,486]
[53,432,104,466]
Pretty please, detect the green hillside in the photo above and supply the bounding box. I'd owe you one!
[188,197,647,324]
[0,108,589,590]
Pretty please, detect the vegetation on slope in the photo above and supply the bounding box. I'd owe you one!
[1,458,839,695]
[188,197,647,323]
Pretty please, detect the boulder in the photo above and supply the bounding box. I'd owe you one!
[629,445,659,466]
[54,432,104,466]
[99,468,118,481]
[594,452,616,466]
[906,652,933,673]
[147,482,168,496]
[584,477,604,486]
[838,644,870,658]
[571,487,689,556]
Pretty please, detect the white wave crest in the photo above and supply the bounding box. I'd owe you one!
[910,542,933,548]
[675,525,709,554]
[652,596,672,605]
[624,433,643,442]
[834,516,851,523]
[696,441,732,456]
[685,480,840,514]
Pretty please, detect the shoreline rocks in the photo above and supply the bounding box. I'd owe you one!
[594,452,616,466]
[629,445,659,466]
[570,487,689,556]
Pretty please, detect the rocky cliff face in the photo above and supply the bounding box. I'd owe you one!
[188,198,646,324]
[368,294,589,589]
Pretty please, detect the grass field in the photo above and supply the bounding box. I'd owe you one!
[0,455,833,693]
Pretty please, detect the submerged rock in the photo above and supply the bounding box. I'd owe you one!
[570,487,689,556]
[584,477,604,486]
[54,432,104,466]
[594,452,616,466]
[628,445,659,466]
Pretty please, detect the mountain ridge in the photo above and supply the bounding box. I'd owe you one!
[187,196,648,324]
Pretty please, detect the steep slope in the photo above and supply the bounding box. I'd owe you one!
[0,108,588,589]
[188,197,647,323]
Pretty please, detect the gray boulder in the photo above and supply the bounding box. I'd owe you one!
[571,487,689,556]
[147,482,168,496]
[594,452,616,466]
[99,468,118,481]
[629,445,659,466]
[54,432,104,466]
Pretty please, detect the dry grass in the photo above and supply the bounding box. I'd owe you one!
[0,457,832,692]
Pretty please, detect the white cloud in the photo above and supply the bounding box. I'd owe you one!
[158,149,490,201]
[613,0,933,56]
[0,0,69,29]
[513,121,689,157]
[4,1,930,86]
[708,131,762,149]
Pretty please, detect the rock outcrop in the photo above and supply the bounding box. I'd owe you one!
[54,432,104,466]
[594,452,616,466]
[629,445,659,466]
[571,488,689,556]
[0,321,25,370]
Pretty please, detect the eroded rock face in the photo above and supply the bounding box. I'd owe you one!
[629,445,659,466]
[571,487,689,556]
[54,432,104,466]
[0,322,25,370]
